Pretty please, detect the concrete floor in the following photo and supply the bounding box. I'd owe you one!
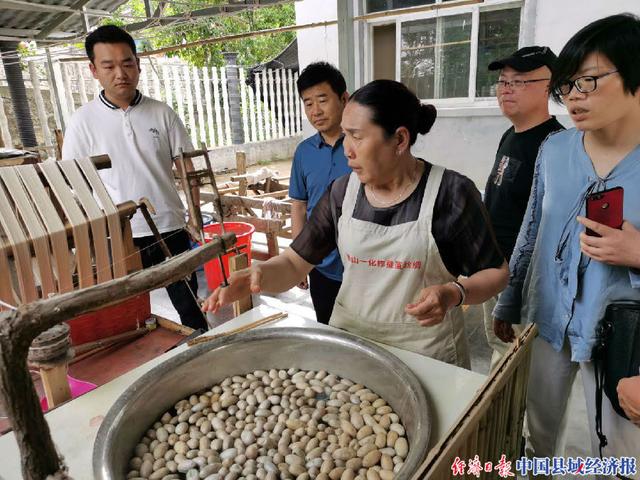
[151,253,593,476]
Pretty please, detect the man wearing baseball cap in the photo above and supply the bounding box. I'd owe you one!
[483,46,565,366]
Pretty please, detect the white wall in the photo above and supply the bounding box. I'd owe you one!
[295,0,339,138]
[534,0,640,54]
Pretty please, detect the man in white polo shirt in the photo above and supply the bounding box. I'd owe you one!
[62,25,208,331]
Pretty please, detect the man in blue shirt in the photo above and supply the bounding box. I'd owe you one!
[289,62,351,324]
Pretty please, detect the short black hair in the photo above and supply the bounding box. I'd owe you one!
[349,80,436,146]
[550,13,640,103]
[85,25,137,63]
[297,62,347,98]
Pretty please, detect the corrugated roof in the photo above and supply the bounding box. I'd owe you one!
[0,0,128,43]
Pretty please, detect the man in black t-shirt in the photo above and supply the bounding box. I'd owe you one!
[482,46,565,365]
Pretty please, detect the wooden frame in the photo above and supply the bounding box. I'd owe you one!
[414,324,537,479]
[176,149,293,260]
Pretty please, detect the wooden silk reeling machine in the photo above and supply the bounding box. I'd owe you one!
[0,156,235,479]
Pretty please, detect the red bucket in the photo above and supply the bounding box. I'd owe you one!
[203,222,255,290]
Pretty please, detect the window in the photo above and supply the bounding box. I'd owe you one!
[476,8,522,97]
[367,0,434,13]
[366,0,458,13]
[368,2,522,101]
[401,14,472,99]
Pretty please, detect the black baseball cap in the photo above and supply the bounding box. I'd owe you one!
[488,46,557,73]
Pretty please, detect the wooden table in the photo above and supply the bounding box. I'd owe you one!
[0,296,486,479]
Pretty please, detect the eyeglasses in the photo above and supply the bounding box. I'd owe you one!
[495,78,550,90]
[554,70,618,96]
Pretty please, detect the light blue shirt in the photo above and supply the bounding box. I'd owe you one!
[289,133,351,281]
[494,128,640,362]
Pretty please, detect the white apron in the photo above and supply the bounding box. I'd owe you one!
[329,167,470,368]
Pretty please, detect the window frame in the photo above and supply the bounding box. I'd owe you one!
[363,0,523,107]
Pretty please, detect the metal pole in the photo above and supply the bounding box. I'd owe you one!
[0,41,37,147]
[45,47,65,131]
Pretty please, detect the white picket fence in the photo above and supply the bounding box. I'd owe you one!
[0,56,303,149]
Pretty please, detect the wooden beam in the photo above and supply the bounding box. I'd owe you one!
[0,28,39,37]
[266,232,279,258]
[229,253,252,316]
[39,364,71,409]
[225,215,284,233]
[236,151,247,196]
[156,315,194,336]
[0,0,108,15]
[220,194,291,214]
[143,0,152,18]
[137,20,338,58]
[36,0,93,40]
[252,189,289,199]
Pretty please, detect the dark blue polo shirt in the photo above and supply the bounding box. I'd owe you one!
[289,132,351,281]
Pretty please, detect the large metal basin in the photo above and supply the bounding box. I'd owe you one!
[93,327,431,479]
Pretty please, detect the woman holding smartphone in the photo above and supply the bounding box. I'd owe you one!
[493,14,640,462]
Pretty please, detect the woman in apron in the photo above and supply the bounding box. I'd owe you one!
[203,80,508,368]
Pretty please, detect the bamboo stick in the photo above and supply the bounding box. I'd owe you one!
[187,312,287,347]
[72,329,147,355]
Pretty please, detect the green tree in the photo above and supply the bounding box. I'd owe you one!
[108,0,296,67]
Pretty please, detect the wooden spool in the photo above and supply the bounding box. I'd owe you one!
[0,157,136,310]
[27,324,73,410]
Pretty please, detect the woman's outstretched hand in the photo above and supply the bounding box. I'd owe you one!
[201,265,264,313]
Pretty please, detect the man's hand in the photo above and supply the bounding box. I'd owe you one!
[201,265,263,313]
[493,318,516,343]
[405,283,460,327]
[297,277,309,290]
[577,217,640,268]
[617,375,640,427]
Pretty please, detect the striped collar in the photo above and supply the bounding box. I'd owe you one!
[99,90,143,110]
